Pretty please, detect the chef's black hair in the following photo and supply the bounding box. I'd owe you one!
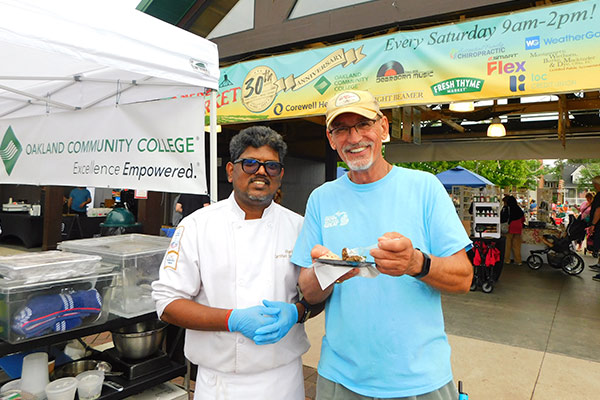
[229,126,287,162]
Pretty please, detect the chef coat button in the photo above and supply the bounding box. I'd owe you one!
[267,223,273,228]
[238,337,245,344]
[238,279,244,286]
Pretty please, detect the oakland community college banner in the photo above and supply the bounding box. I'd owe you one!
[0,97,208,194]
[201,0,600,124]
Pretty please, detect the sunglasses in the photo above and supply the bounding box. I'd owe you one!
[233,158,284,177]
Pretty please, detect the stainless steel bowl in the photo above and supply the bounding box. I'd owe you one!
[51,360,113,379]
[110,319,168,360]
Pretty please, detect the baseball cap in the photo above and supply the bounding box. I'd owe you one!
[325,90,383,130]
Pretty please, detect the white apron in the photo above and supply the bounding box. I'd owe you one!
[194,358,304,400]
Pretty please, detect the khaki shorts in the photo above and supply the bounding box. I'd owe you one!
[316,375,459,400]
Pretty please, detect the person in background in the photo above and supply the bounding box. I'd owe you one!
[292,90,473,400]
[152,126,311,399]
[586,176,600,278]
[501,195,526,265]
[172,194,183,226]
[529,198,537,217]
[68,187,91,216]
[578,193,593,223]
[175,193,210,218]
[575,193,593,251]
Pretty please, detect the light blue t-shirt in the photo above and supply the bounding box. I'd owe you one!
[291,166,472,398]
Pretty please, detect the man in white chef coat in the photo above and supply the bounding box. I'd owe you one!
[152,126,311,400]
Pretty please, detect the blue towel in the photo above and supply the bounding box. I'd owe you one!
[12,289,102,338]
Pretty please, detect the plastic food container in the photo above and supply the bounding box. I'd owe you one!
[0,252,101,283]
[58,234,170,318]
[45,377,77,400]
[0,268,117,343]
[75,371,104,400]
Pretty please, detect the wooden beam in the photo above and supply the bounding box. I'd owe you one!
[414,97,600,121]
[558,94,567,147]
[42,186,64,250]
[416,106,465,132]
[401,107,412,142]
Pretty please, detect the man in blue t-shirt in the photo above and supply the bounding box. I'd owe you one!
[292,90,473,400]
[68,187,91,216]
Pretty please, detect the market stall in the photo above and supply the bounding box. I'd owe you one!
[0,0,220,396]
[0,0,220,248]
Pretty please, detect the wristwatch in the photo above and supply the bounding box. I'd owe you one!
[297,298,312,324]
[413,249,431,279]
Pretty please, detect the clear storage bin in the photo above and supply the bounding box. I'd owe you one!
[58,234,170,318]
[0,251,102,283]
[0,268,117,343]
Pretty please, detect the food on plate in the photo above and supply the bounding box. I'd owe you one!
[342,248,365,262]
[317,248,366,263]
[319,250,341,260]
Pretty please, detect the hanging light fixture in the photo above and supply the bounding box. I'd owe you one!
[449,101,475,112]
[487,116,506,137]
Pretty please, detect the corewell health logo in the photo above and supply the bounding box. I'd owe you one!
[0,126,22,176]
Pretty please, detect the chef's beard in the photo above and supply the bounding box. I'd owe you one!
[248,193,273,203]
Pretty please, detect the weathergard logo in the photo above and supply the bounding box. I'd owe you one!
[543,31,600,46]
[0,126,22,176]
[525,36,540,50]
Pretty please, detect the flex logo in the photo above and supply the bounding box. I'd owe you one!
[487,60,527,92]
[487,60,526,75]
[0,126,22,176]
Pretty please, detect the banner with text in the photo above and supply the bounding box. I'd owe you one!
[204,0,600,124]
[0,97,207,194]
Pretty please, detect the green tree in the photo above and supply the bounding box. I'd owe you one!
[394,160,546,189]
[567,159,600,191]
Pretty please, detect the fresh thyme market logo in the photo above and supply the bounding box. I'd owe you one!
[0,126,22,176]
[430,77,484,96]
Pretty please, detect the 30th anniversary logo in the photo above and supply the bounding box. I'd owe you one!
[241,46,367,113]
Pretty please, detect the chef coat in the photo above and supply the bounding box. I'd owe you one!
[152,193,309,374]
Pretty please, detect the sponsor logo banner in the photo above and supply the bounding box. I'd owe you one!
[204,0,599,123]
[0,98,207,194]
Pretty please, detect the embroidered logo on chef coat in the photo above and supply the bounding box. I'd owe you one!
[164,226,184,270]
[275,249,293,259]
[324,211,349,228]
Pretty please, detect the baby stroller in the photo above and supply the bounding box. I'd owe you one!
[526,218,585,275]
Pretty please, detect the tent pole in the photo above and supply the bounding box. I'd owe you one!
[209,89,218,203]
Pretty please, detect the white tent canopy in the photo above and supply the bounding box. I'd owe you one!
[0,0,220,196]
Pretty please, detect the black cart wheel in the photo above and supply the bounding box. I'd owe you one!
[482,281,494,293]
[561,253,585,275]
[470,279,478,291]
[527,254,543,270]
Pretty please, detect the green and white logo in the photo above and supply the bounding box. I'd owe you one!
[430,77,484,96]
[0,126,22,176]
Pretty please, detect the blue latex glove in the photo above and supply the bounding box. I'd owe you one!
[253,300,298,345]
[227,305,279,340]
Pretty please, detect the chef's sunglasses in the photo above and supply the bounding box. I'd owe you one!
[233,158,284,177]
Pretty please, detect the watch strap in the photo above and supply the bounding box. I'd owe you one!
[298,298,311,323]
[413,249,431,279]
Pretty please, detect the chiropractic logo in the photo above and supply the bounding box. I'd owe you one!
[0,126,22,176]
[525,36,541,50]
